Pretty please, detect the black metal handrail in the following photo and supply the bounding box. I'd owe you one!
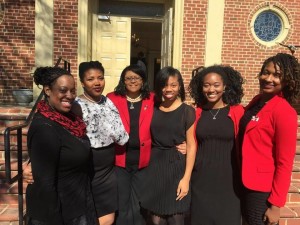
[4,57,71,225]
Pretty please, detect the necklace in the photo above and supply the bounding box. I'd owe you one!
[209,108,221,120]
[83,92,102,104]
[126,94,142,109]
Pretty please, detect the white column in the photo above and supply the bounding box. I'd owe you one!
[204,0,225,66]
[34,0,53,99]
[172,0,184,70]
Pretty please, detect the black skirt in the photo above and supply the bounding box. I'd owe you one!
[140,147,190,215]
[242,187,270,225]
[91,144,118,217]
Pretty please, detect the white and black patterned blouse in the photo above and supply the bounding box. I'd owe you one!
[75,96,129,148]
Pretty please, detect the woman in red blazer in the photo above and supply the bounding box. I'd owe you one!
[189,65,244,225]
[240,53,300,225]
[107,65,185,225]
[107,65,153,225]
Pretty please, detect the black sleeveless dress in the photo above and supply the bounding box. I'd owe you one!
[191,106,241,225]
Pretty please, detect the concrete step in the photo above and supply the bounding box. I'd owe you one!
[0,203,25,223]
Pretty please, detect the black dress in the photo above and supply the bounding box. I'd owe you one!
[140,103,195,215]
[191,106,241,225]
[26,113,97,225]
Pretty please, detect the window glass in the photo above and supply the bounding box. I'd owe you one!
[254,10,282,42]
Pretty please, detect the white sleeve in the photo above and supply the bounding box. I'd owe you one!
[106,98,129,146]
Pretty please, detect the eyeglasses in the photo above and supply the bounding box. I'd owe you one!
[124,77,142,82]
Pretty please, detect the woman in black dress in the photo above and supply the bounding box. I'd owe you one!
[26,67,97,225]
[189,65,244,225]
[141,66,196,225]
[107,65,187,225]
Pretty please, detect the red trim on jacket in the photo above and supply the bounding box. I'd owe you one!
[194,105,244,148]
[107,92,154,169]
[241,94,297,207]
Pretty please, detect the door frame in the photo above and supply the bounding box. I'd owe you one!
[78,0,184,92]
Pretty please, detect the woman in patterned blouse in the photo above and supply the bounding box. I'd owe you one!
[72,61,129,225]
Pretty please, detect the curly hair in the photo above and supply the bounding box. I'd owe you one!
[189,65,244,106]
[114,64,150,99]
[78,61,104,82]
[259,53,300,104]
[154,66,185,105]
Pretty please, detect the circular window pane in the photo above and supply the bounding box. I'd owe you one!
[254,10,282,42]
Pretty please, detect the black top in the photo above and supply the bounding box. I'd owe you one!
[238,101,265,149]
[126,100,142,169]
[151,103,195,148]
[26,113,93,224]
[195,106,234,168]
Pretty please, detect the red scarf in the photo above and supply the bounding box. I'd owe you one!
[37,100,86,138]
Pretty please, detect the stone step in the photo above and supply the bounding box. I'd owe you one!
[0,204,25,222]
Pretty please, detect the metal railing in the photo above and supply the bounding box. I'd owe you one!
[4,57,71,225]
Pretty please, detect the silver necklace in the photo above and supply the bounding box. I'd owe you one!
[126,94,142,109]
[83,92,102,104]
[209,108,221,120]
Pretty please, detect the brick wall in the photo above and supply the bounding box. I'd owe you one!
[181,0,208,102]
[181,0,300,111]
[221,0,300,109]
[0,0,35,104]
[53,0,78,83]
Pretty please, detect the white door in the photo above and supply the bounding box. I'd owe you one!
[93,16,131,94]
[161,8,173,67]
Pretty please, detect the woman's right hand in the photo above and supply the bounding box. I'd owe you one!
[23,163,34,184]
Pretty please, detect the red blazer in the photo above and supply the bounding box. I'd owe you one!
[194,105,244,148]
[241,94,297,207]
[107,92,154,169]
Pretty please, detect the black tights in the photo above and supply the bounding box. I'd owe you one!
[151,213,185,225]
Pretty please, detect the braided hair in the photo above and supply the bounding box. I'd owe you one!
[259,53,300,104]
[189,65,244,106]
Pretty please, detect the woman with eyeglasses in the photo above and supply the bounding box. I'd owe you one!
[107,65,186,225]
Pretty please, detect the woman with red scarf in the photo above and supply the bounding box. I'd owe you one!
[26,67,97,225]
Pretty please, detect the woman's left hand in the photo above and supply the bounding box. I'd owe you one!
[176,178,189,201]
[176,141,187,154]
[264,204,280,225]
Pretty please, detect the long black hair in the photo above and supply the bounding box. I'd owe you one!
[189,65,244,106]
[114,64,150,99]
[259,53,300,104]
[154,66,185,104]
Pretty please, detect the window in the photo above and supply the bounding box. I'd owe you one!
[250,5,290,47]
